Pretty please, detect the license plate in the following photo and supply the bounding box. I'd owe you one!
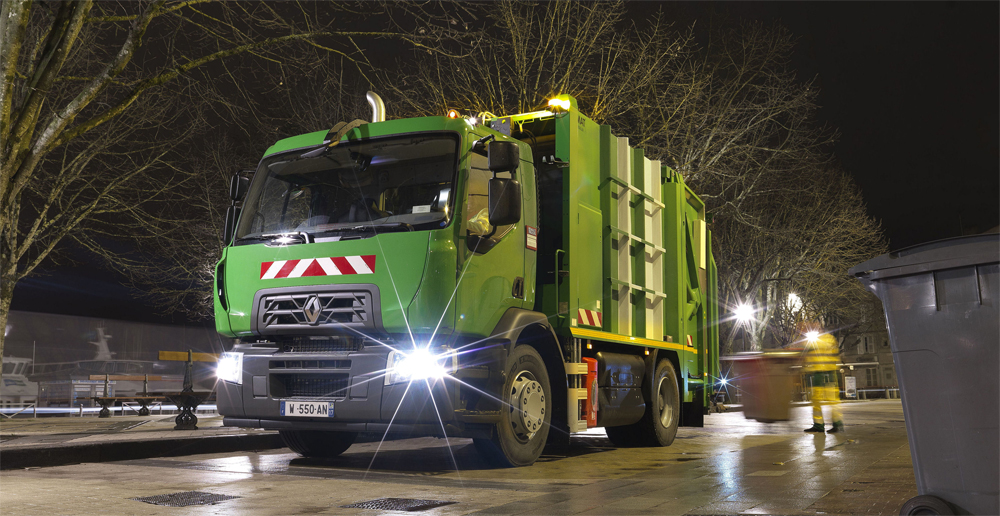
[280,401,334,417]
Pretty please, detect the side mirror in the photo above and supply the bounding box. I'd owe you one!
[488,141,520,172]
[223,206,241,245]
[229,174,250,202]
[488,178,521,226]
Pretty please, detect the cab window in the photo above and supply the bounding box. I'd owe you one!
[466,152,513,252]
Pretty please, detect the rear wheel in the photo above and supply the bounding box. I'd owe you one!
[605,359,680,447]
[280,430,357,458]
[474,345,551,467]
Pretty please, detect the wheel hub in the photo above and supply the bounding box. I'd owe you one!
[510,375,545,439]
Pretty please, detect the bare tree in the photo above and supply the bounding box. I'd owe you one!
[72,5,482,322]
[0,0,468,361]
[715,166,887,353]
[382,1,695,125]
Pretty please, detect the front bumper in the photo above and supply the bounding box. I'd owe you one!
[218,342,504,438]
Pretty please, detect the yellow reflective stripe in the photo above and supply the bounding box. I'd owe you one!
[569,328,696,354]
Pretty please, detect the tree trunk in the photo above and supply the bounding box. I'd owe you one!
[0,272,13,367]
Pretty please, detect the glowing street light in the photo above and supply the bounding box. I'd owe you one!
[787,293,803,313]
[734,303,753,324]
[733,303,755,353]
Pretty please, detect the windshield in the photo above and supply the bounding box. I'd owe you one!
[236,134,458,241]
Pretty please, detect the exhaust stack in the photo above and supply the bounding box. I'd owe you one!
[366,91,385,123]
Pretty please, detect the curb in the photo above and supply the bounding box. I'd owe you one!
[0,433,285,470]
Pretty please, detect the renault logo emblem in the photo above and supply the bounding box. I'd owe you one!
[302,295,323,324]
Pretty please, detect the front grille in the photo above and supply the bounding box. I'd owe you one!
[259,291,371,329]
[279,337,363,353]
[274,373,349,399]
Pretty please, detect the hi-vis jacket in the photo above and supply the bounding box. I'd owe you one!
[804,334,840,373]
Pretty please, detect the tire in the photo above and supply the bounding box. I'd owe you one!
[899,495,954,516]
[474,345,551,467]
[280,430,357,458]
[605,422,642,447]
[605,359,680,447]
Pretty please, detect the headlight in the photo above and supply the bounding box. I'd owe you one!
[384,348,451,385]
[216,352,243,384]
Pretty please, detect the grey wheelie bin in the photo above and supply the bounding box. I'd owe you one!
[850,233,999,515]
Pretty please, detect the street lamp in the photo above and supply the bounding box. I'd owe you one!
[734,303,753,324]
[734,303,753,352]
[787,293,802,313]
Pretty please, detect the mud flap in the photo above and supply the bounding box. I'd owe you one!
[681,398,704,427]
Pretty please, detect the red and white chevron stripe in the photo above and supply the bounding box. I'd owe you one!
[260,255,376,279]
[577,309,603,328]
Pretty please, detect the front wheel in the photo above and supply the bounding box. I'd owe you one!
[280,430,357,458]
[474,345,551,467]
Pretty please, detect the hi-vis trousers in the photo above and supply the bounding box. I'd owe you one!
[809,372,843,425]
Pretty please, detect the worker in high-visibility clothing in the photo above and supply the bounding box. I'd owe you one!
[803,331,844,433]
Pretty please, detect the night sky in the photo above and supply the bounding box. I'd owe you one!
[11,1,999,324]
[657,1,999,248]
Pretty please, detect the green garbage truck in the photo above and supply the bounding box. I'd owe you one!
[214,92,720,467]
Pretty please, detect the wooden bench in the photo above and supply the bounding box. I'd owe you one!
[88,375,168,417]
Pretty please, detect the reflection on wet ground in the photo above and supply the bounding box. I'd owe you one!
[2,401,916,515]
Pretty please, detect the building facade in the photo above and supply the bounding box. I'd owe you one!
[840,328,899,397]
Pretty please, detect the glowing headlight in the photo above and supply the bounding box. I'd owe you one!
[385,349,451,385]
[216,352,243,384]
[805,331,820,343]
[719,377,728,386]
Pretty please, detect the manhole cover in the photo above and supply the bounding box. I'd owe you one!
[131,491,240,507]
[341,498,456,512]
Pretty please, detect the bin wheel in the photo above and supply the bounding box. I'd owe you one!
[280,430,357,458]
[605,360,680,447]
[899,495,954,516]
[474,344,551,467]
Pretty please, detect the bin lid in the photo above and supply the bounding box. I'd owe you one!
[849,233,999,283]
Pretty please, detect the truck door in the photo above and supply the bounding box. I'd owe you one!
[455,148,528,336]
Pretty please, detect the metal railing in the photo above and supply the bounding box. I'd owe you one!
[0,404,218,418]
[0,402,38,419]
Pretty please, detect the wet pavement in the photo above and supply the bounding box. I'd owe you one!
[0,400,916,515]
[0,412,281,469]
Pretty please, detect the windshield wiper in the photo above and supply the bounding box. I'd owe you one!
[340,223,413,233]
[311,223,414,238]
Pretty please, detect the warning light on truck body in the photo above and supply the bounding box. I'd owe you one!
[547,98,571,111]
